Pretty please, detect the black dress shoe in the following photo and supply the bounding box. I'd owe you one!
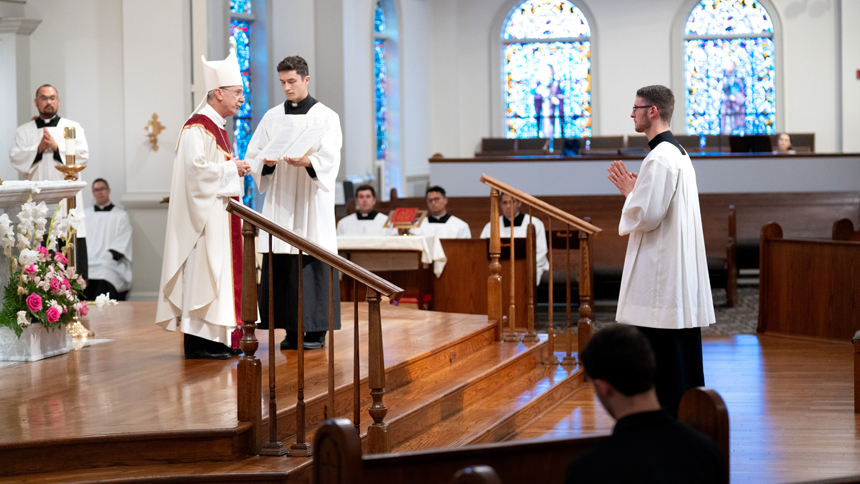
[280,336,298,350]
[229,348,243,356]
[303,339,324,350]
[185,348,231,360]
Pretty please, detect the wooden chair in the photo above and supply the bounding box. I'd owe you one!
[314,386,730,484]
[833,219,860,241]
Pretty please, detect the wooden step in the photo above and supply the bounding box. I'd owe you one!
[503,385,615,442]
[392,352,586,452]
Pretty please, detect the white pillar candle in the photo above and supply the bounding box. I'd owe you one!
[65,138,75,160]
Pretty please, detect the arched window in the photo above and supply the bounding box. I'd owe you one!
[502,0,592,139]
[374,0,400,200]
[683,0,776,135]
[229,0,256,208]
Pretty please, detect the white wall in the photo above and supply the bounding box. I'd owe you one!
[24,0,125,207]
[400,0,432,195]
[842,0,860,153]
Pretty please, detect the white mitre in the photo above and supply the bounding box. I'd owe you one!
[179,53,245,151]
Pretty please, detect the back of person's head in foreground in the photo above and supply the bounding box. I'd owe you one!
[580,324,659,419]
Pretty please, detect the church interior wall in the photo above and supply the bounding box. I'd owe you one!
[841,0,860,153]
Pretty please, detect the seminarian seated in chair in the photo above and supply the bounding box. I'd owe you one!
[410,185,472,239]
[565,324,726,484]
[336,184,396,236]
[480,192,548,283]
[84,178,132,301]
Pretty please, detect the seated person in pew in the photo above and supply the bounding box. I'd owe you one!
[565,324,726,484]
[479,192,548,283]
[773,132,796,154]
[411,185,472,239]
[336,184,395,236]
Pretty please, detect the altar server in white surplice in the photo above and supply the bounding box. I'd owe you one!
[155,53,251,360]
[336,185,395,236]
[84,178,132,301]
[246,56,342,351]
[480,193,548,283]
[411,185,472,239]
[607,85,714,418]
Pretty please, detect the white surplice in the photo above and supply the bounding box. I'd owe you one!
[336,212,396,237]
[246,103,342,254]
[9,116,89,236]
[84,204,133,293]
[411,214,472,239]
[480,214,549,283]
[155,104,243,344]
[615,140,715,329]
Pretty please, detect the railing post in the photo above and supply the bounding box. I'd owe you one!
[562,224,576,366]
[726,205,737,308]
[523,210,538,343]
[543,217,558,365]
[327,266,335,420]
[503,196,519,343]
[577,229,594,367]
[261,235,287,456]
[290,250,312,457]
[366,288,390,453]
[237,220,262,455]
[487,187,503,341]
[353,284,360,432]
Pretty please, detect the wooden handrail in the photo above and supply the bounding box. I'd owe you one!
[479,174,602,234]
[227,199,403,299]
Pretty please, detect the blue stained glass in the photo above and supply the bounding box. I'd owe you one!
[504,41,591,139]
[686,0,773,36]
[504,0,590,39]
[229,18,255,208]
[374,39,388,161]
[684,37,775,135]
[374,0,386,34]
[230,0,251,15]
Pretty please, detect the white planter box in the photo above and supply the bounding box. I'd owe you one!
[0,324,70,362]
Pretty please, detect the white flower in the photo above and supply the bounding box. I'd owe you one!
[67,207,85,233]
[95,293,118,309]
[16,233,30,251]
[17,311,30,328]
[17,286,27,295]
[18,248,39,266]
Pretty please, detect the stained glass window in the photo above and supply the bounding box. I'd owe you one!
[374,39,388,162]
[503,0,591,139]
[228,19,255,208]
[684,0,775,135]
[230,0,251,15]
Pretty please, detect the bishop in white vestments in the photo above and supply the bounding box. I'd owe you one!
[246,56,342,350]
[84,178,132,300]
[155,53,252,360]
[608,85,715,416]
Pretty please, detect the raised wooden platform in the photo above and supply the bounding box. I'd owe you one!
[0,302,583,483]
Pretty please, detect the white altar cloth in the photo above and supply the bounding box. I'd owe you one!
[336,235,447,277]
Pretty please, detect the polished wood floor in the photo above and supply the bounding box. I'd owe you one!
[512,333,860,484]
[0,301,492,443]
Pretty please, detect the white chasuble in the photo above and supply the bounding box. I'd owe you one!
[155,104,244,344]
[615,137,715,330]
[480,214,549,283]
[84,204,133,292]
[247,102,342,254]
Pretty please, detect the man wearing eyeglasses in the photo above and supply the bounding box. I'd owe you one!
[156,53,252,360]
[84,178,132,301]
[411,186,471,239]
[10,84,89,183]
[607,85,715,418]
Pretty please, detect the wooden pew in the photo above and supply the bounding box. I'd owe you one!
[758,222,860,339]
[313,387,730,484]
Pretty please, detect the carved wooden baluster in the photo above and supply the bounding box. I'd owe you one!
[488,188,503,341]
[562,224,576,366]
[261,234,287,456]
[353,283,360,432]
[290,250,312,456]
[577,228,594,366]
[327,266,335,420]
[523,206,538,342]
[503,196,519,343]
[366,288,390,453]
[726,205,737,308]
[544,217,558,365]
[237,220,262,455]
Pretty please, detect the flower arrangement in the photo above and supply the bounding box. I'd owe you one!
[0,198,87,337]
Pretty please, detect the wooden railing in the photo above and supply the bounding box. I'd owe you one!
[226,199,404,456]
[479,174,602,364]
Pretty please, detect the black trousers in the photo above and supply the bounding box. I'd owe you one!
[257,253,341,333]
[636,326,705,418]
[84,279,128,301]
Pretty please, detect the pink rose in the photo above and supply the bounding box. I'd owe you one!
[24,264,37,274]
[45,306,60,323]
[37,247,48,258]
[78,303,88,316]
[26,293,42,313]
[50,277,60,291]
[62,277,71,290]
[54,253,67,265]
